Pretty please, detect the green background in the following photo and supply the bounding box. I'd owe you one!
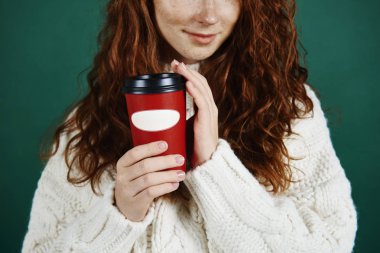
[1,0,379,252]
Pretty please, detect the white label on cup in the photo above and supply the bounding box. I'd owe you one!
[131,109,180,132]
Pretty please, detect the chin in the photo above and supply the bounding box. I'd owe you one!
[182,50,216,63]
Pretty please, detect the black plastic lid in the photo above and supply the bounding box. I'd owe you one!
[123,73,186,94]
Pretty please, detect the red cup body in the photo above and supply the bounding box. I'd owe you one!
[124,90,186,171]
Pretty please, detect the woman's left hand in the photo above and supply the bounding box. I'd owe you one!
[171,59,219,168]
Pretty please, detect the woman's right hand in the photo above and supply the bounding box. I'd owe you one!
[114,141,186,222]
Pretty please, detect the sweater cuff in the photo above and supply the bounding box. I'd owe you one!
[184,138,292,233]
[65,183,154,251]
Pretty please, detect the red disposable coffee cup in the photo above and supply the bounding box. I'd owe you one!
[123,73,187,172]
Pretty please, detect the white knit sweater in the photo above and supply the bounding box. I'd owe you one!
[22,86,357,253]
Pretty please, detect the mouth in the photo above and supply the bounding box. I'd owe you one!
[184,31,218,45]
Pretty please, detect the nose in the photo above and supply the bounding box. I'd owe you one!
[195,0,219,26]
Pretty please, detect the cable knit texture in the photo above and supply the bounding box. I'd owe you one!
[22,85,357,252]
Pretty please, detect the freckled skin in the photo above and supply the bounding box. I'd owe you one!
[153,0,241,64]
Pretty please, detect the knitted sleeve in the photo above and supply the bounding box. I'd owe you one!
[22,134,154,253]
[185,87,357,253]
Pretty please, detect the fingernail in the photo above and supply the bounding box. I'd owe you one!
[177,171,185,180]
[175,156,185,164]
[172,59,179,65]
[158,141,167,150]
[172,182,180,188]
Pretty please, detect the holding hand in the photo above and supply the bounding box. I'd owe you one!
[171,59,219,168]
[115,141,185,221]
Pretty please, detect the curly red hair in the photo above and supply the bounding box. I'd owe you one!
[43,0,313,194]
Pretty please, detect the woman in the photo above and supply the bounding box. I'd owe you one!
[22,0,357,252]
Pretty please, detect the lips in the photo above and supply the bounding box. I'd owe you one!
[185,31,218,45]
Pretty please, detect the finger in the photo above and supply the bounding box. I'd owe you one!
[117,141,168,169]
[178,62,214,106]
[185,80,210,113]
[171,59,180,71]
[186,68,218,114]
[136,182,180,202]
[172,61,217,116]
[186,67,214,103]
[177,62,209,99]
[175,65,211,111]
[173,62,204,90]
[128,170,185,196]
[171,60,209,105]
[171,60,210,103]
[126,154,185,181]
[177,63,215,113]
